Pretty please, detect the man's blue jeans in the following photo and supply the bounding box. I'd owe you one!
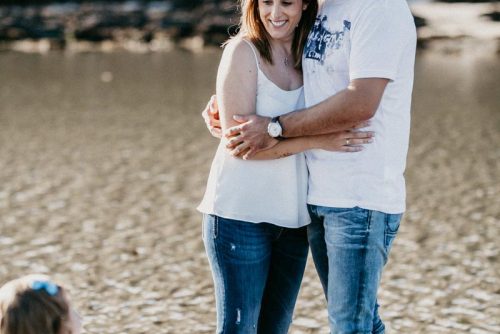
[203,214,309,334]
[307,206,402,334]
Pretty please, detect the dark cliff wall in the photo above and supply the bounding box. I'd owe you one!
[0,1,228,7]
[0,1,240,49]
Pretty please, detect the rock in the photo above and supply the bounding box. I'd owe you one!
[41,3,79,17]
[482,11,500,22]
[411,2,500,54]
[413,14,427,28]
[171,0,204,10]
[146,2,172,20]
[161,12,196,40]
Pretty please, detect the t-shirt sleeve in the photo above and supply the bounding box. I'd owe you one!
[349,1,415,81]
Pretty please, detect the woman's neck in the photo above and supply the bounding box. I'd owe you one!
[269,39,293,58]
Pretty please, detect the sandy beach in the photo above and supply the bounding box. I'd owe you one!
[0,41,499,334]
[0,50,222,333]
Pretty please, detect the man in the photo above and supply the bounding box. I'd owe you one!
[203,0,416,332]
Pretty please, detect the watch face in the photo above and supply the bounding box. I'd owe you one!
[268,122,282,137]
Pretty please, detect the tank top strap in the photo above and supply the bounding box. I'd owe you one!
[241,39,261,71]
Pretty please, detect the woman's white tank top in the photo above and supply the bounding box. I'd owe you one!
[197,39,310,228]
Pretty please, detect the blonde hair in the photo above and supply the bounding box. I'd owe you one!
[236,0,318,70]
[0,275,71,334]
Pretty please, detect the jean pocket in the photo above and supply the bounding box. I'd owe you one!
[321,207,372,246]
[329,206,371,229]
[384,214,402,252]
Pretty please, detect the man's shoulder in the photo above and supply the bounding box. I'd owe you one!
[353,0,412,15]
[351,0,414,28]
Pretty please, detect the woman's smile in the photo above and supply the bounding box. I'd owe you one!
[269,19,288,28]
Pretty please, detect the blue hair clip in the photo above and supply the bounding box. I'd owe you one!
[31,280,59,296]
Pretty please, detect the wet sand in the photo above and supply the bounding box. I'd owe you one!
[0,49,499,333]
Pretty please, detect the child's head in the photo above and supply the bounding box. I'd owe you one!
[0,275,81,334]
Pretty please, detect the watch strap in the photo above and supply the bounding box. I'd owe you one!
[271,116,285,140]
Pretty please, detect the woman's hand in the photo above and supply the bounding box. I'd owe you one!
[311,130,374,152]
[201,95,222,139]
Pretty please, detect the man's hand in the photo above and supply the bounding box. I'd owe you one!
[201,95,222,139]
[225,114,278,159]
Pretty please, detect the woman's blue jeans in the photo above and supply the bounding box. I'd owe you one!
[203,214,309,334]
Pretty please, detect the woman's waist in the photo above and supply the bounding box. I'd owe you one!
[209,150,306,188]
[214,145,306,166]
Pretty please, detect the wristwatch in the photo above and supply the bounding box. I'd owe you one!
[267,116,285,140]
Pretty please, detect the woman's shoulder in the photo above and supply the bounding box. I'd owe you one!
[221,37,257,66]
[217,36,258,87]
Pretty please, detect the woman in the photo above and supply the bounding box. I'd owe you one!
[198,0,372,333]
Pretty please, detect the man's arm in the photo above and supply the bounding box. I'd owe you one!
[281,78,389,137]
[225,77,388,157]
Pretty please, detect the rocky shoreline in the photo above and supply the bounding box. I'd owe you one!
[0,1,499,53]
[412,1,500,54]
[0,1,238,53]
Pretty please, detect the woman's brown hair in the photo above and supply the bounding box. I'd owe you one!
[237,0,318,70]
[0,276,70,334]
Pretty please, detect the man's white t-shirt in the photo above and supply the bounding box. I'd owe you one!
[302,0,417,213]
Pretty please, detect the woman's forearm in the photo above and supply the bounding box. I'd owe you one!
[245,137,313,160]
[239,129,373,160]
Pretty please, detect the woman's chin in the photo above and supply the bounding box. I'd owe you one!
[266,31,294,42]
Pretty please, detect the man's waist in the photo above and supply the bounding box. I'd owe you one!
[306,194,406,215]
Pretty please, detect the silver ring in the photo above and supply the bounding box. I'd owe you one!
[346,138,350,145]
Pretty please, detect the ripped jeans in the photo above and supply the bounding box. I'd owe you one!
[203,214,309,334]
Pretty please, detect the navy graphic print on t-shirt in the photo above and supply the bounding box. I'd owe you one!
[305,16,351,64]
